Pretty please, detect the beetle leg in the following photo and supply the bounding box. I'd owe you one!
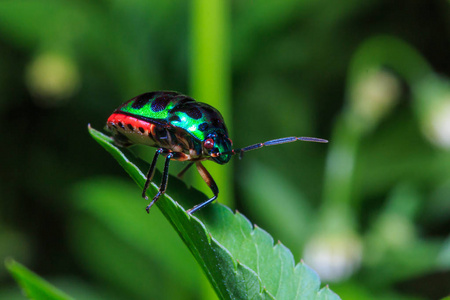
[186,162,219,214]
[177,162,194,179]
[145,152,174,213]
[142,148,166,201]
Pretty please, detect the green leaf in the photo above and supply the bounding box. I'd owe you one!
[5,259,73,300]
[88,125,340,300]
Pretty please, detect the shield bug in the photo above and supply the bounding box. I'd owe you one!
[106,91,328,214]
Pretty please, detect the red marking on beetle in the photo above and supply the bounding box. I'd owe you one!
[107,113,155,134]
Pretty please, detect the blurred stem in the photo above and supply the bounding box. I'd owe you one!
[320,36,434,231]
[190,0,232,210]
[323,116,360,206]
[348,36,432,87]
[321,115,360,231]
[190,0,231,299]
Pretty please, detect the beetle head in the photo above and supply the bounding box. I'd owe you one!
[203,132,232,164]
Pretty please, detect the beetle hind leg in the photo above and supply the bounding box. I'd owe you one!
[187,162,219,214]
[111,131,133,147]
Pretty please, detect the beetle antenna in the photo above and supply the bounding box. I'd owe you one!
[230,136,328,159]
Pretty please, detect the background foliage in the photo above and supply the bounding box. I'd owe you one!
[0,0,449,299]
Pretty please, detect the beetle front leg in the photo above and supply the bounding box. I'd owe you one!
[145,152,174,213]
[142,148,167,201]
[144,151,189,213]
[186,162,219,214]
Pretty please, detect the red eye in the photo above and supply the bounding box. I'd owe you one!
[204,138,214,149]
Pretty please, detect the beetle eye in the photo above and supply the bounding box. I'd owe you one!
[204,138,214,149]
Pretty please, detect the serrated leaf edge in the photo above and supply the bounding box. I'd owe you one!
[88,125,340,300]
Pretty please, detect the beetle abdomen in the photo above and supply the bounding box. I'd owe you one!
[107,112,160,147]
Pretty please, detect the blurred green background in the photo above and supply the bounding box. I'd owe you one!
[1,0,450,299]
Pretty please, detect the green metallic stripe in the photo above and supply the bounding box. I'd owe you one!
[113,110,169,128]
[120,102,174,120]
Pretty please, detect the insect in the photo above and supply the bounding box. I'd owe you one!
[106,91,328,214]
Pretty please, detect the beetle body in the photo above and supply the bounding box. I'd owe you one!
[107,91,232,164]
[106,91,328,214]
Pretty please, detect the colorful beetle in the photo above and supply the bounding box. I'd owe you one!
[107,91,328,214]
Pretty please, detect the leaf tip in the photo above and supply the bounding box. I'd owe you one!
[4,257,16,270]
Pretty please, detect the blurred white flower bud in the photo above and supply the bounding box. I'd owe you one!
[348,68,401,133]
[303,230,362,282]
[414,75,450,149]
[25,52,80,107]
[424,101,450,148]
[437,236,450,269]
[365,213,416,265]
